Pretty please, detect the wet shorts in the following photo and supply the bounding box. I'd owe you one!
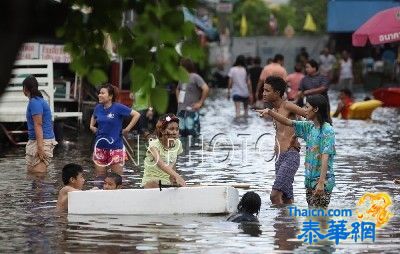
[232,95,249,104]
[93,148,127,167]
[26,139,58,168]
[177,110,200,137]
[272,148,300,200]
[306,189,332,209]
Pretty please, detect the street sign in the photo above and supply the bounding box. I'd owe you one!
[217,3,233,13]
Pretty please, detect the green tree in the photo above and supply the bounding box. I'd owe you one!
[288,0,327,34]
[0,0,205,113]
[270,5,296,34]
[59,0,205,113]
[231,0,270,36]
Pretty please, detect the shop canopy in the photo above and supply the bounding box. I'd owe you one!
[352,7,400,46]
[327,0,400,33]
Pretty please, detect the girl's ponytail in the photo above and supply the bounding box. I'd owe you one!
[23,75,43,98]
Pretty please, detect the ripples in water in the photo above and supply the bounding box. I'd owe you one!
[0,89,399,253]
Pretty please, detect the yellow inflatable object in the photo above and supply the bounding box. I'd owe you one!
[348,100,382,120]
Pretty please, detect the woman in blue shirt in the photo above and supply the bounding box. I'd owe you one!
[23,75,58,173]
[90,84,140,176]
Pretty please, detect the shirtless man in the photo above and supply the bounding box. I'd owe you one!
[256,54,287,105]
[256,76,306,205]
[56,163,85,212]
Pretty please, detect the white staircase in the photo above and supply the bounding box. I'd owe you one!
[0,59,82,145]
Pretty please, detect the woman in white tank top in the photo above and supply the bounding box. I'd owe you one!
[227,55,253,118]
[339,50,353,91]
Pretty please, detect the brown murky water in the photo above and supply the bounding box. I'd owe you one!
[0,89,399,253]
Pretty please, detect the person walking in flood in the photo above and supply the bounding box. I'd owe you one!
[176,58,209,137]
[248,57,263,108]
[286,63,304,101]
[260,76,306,205]
[90,84,140,176]
[256,54,287,107]
[23,75,58,173]
[319,47,336,83]
[227,55,253,118]
[257,94,336,208]
[297,59,331,122]
[338,50,354,91]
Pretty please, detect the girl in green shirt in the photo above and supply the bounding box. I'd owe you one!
[141,114,186,188]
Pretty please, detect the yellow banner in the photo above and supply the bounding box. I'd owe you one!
[303,13,317,32]
[240,14,248,37]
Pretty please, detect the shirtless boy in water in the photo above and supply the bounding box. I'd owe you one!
[56,163,85,212]
[257,76,306,205]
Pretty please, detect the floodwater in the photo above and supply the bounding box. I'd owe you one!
[0,89,399,253]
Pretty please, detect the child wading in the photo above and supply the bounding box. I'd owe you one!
[257,95,336,208]
[262,76,306,205]
[227,191,261,223]
[333,88,354,119]
[141,114,186,188]
[103,172,122,190]
[90,84,140,176]
[56,163,85,212]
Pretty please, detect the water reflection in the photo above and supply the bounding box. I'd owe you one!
[239,222,262,237]
[0,89,399,253]
[273,207,301,251]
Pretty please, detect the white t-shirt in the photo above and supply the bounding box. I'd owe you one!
[228,66,249,97]
[319,54,336,75]
[340,59,353,79]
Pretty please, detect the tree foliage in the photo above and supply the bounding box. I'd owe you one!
[270,5,296,34]
[58,0,205,113]
[231,0,270,36]
[288,0,327,34]
[230,0,327,36]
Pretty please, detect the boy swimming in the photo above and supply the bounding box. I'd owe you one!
[333,88,353,119]
[56,163,85,212]
[227,191,261,223]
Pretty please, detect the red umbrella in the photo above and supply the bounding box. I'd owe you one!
[352,7,400,47]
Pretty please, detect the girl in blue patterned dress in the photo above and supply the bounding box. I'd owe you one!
[257,94,335,208]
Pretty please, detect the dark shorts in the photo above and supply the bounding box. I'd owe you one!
[306,189,332,209]
[177,110,200,137]
[232,95,249,104]
[273,148,300,200]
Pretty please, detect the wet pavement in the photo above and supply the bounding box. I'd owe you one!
[0,89,399,253]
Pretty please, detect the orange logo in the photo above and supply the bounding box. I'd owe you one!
[356,192,393,228]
